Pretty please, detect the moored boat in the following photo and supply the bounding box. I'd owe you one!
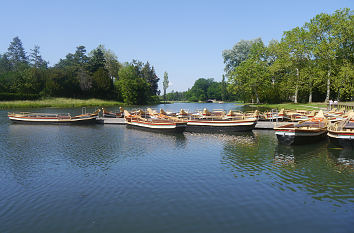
[124,110,187,133]
[274,110,328,145]
[8,109,99,124]
[102,107,124,118]
[185,108,257,133]
[327,112,354,148]
[261,108,288,121]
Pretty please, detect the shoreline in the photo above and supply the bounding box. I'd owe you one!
[0,98,126,109]
[246,102,328,110]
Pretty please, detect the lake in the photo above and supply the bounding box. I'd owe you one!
[0,103,353,233]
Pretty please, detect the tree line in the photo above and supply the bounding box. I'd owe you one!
[164,76,235,102]
[0,38,160,104]
[166,8,353,104]
[223,8,353,104]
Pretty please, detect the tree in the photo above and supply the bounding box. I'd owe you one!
[118,64,151,105]
[45,68,80,97]
[207,82,222,100]
[92,67,113,99]
[96,45,121,80]
[17,67,47,94]
[77,68,92,94]
[229,58,269,103]
[163,72,169,102]
[88,48,106,73]
[73,45,89,65]
[222,38,262,76]
[228,40,271,103]
[336,61,354,100]
[6,36,28,70]
[186,78,220,102]
[221,75,228,101]
[56,45,88,69]
[306,12,339,102]
[30,45,48,69]
[282,26,311,103]
[141,62,159,95]
[0,54,11,74]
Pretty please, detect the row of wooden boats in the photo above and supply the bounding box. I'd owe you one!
[274,110,354,147]
[260,108,353,122]
[7,108,259,133]
[7,107,354,147]
[123,108,258,133]
[124,108,354,148]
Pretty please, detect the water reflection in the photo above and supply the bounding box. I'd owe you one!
[221,131,274,177]
[124,126,187,151]
[1,123,188,185]
[327,146,354,171]
[274,144,354,203]
[222,131,354,204]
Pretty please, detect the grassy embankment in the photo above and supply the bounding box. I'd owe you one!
[248,102,328,111]
[0,98,125,109]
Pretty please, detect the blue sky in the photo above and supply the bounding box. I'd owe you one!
[0,0,352,92]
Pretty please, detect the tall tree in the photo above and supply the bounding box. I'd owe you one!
[222,38,262,76]
[73,45,89,65]
[163,72,169,102]
[221,75,228,101]
[141,62,159,95]
[96,45,121,80]
[228,40,272,103]
[117,64,151,104]
[306,12,339,102]
[6,36,28,70]
[30,45,48,69]
[88,48,106,73]
[282,26,311,103]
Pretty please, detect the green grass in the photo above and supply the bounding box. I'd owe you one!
[248,102,328,110]
[0,98,126,109]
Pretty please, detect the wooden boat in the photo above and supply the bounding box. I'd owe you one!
[261,108,288,121]
[286,110,311,122]
[327,112,354,148]
[274,110,328,145]
[8,109,99,124]
[124,110,187,133]
[102,107,124,118]
[176,109,190,118]
[185,108,257,133]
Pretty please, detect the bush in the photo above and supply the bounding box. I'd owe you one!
[149,96,160,104]
[0,93,41,101]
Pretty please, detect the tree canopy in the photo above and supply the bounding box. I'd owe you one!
[224,8,353,103]
[0,38,161,104]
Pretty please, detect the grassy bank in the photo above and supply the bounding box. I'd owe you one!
[0,98,126,109]
[248,102,328,110]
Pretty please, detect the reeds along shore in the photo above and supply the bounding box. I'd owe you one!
[0,98,125,109]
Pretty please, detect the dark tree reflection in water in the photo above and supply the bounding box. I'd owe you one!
[221,130,354,205]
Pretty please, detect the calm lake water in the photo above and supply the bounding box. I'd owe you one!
[0,103,353,233]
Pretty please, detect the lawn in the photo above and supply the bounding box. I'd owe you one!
[248,102,328,110]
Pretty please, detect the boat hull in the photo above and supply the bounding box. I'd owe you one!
[9,116,97,124]
[186,120,256,132]
[126,121,186,133]
[328,132,354,148]
[275,130,327,145]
